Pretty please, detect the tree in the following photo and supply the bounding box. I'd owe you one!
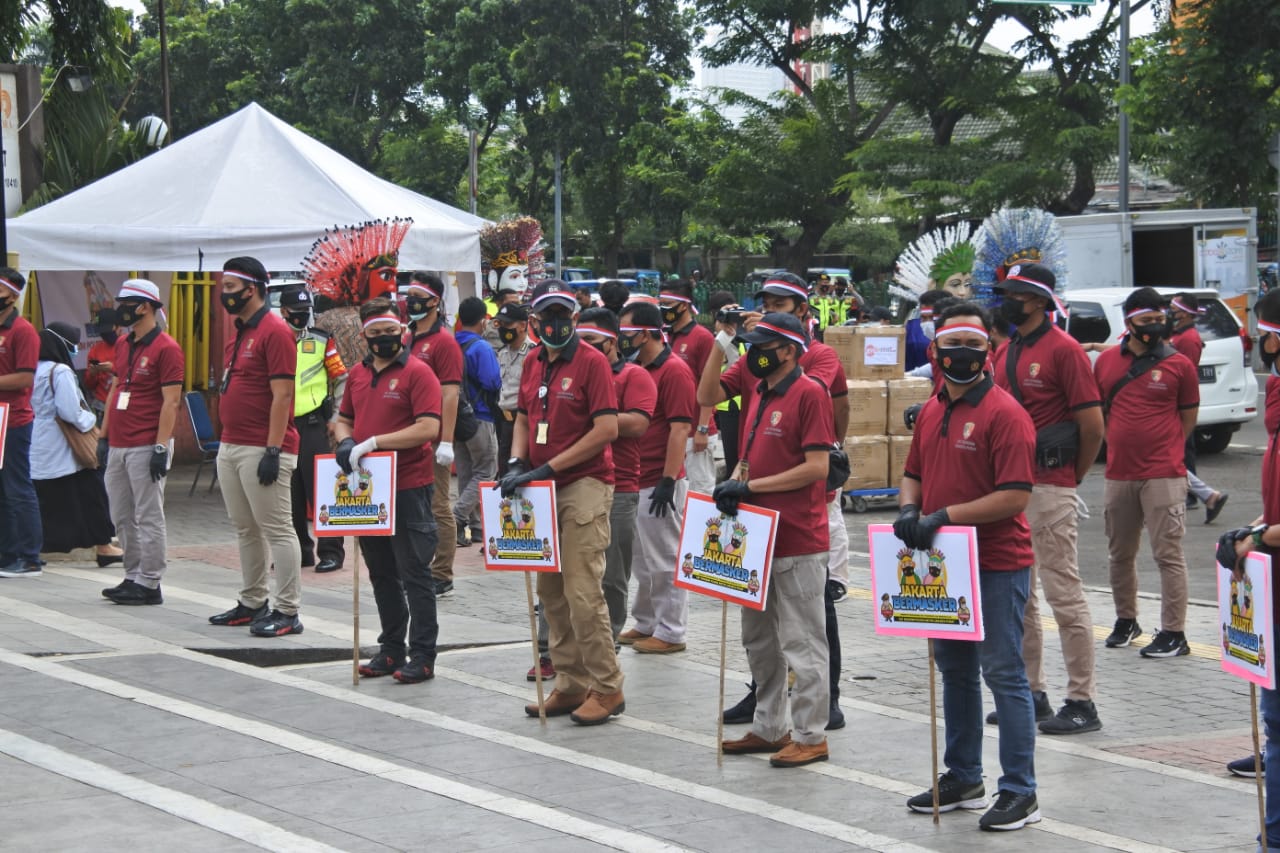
[1125,0,1280,209]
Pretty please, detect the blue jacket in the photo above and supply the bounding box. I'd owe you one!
[456,330,502,422]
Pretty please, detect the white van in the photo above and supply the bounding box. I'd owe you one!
[1064,287,1257,454]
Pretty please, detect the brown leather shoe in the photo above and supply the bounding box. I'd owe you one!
[769,739,829,767]
[632,637,686,654]
[524,688,586,718]
[617,628,651,645]
[570,689,625,725]
[721,731,792,755]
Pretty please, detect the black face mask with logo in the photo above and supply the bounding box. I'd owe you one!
[498,326,520,345]
[367,334,403,359]
[540,315,575,349]
[746,345,786,379]
[937,345,987,385]
[1130,321,1168,347]
[998,298,1031,326]
[116,302,142,327]
[220,288,253,315]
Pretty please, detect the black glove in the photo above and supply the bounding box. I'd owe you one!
[499,461,552,497]
[335,437,356,474]
[1217,527,1253,570]
[149,446,169,482]
[907,508,951,550]
[96,437,110,469]
[649,476,678,517]
[258,446,282,486]
[712,478,751,516]
[903,403,923,431]
[893,504,920,544]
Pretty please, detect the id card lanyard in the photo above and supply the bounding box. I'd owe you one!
[115,335,148,411]
[534,357,556,445]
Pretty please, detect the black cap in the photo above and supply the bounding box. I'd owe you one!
[495,303,529,322]
[279,286,312,310]
[996,262,1056,297]
[739,312,809,351]
[753,272,810,303]
[530,279,577,312]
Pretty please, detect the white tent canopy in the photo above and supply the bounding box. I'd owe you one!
[8,102,486,274]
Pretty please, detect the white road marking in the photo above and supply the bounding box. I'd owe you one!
[0,728,346,853]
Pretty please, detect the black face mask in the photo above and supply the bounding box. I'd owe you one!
[586,338,610,356]
[407,296,436,321]
[99,329,119,346]
[1130,322,1168,347]
[661,305,684,326]
[998,299,1031,326]
[618,333,641,358]
[285,312,309,331]
[937,345,987,385]
[498,326,519,345]
[1262,334,1279,371]
[540,315,575,349]
[220,288,254,315]
[0,297,12,315]
[367,334,403,359]
[116,303,142,327]
[746,345,786,379]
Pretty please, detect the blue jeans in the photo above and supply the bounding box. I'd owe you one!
[1261,686,1280,848]
[0,421,42,564]
[933,566,1036,796]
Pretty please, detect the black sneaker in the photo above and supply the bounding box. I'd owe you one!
[1228,755,1264,778]
[393,657,434,683]
[358,654,404,678]
[102,580,129,598]
[249,610,304,637]
[826,698,846,731]
[978,790,1041,831]
[105,580,163,606]
[1140,630,1190,658]
[0,561,43,578]
[210,601,269,626]
[1038,699,1102,735]
[433,580,454,598]
[1104,618,1142,648]
[827,579,848,603]
[907,772,987,813]
[986,690,1052,725]
[723,684,757,724]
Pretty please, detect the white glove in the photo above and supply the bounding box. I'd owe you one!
[350,436,378,473]
[1075,493,1091,521]
[435,441,455,467]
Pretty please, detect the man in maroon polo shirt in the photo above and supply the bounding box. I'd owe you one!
[0,266,43,577]
[576,307,656,640]
[617,300,698,655]
[1095,286,1199,658]
[209,256,305,637]
[896,301,1040,831]
[500,280,624,725]
[1168,292,1228,520]
[712,312,834,768]
[336,298,443,684]
[990,262,1106,735]
[406,272,463,598]
[659,280,718,495]
[698,272,851,730]
[98,279,185,604]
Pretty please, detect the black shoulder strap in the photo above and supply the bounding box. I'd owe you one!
[1103,342,1175,414]
[1004,341,1023,404]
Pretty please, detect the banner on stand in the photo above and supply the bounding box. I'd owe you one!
[869,524,983,641]
[314,452,397,537]
[673,492,778,611]
[1218,551,1275,689]
[479,481,561,571]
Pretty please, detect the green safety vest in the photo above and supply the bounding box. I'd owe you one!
[294,331,330,417]
[716,342,746,412]
[811,296,843,328]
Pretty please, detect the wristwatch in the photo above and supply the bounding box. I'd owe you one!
[153,444,166,454]
[696,425,710,435]
[507,457,524,468]
[1254,526,1268,547]
[265,446,282,456]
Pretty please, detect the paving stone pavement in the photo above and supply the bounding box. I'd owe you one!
[0,464,1265,851]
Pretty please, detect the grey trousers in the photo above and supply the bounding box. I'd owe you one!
[602,490,640,638]
[454,420,497,529]
[105,446,169,590]
[631,478,689,644]
[742,552,830,744]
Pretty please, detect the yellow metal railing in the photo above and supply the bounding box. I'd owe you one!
[168,271,215,391]
[20,271,42,329]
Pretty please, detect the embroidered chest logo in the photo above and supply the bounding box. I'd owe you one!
[770,411,782,426]
[388,379,399,391]
[1028,363,1041,378]
[1150,369,1162,383]
[561,377,573,391]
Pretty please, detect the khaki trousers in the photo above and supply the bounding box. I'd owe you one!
[742,552,830,744]
[430,460,456,582]
[1022,484,1095,701]
[216,443,301,615]
[536,477,623,694]
[1104,476,1189,632]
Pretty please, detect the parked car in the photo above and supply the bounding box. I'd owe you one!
[617,268,662,288]
[1064,287,1257,454]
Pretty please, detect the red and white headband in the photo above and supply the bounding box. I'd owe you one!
[754,321,808,350]
[1170,298,1204,316]
[658,292,694,305]
[1125,307,1164,321]
[406,283,439,298]
[1,276,23,296]
[1258,320,1280,335]
[222,270,266,285]
[576,324,617,340]
[362,315,403,331]
[762,279,809,301]
[934,323,990,341]
[619,324,663,335]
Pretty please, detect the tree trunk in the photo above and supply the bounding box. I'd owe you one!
[784,219,833,274]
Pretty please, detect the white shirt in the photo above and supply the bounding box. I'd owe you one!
[31,361,96,480]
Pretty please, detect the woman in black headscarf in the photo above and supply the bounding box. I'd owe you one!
[31,322,121,563]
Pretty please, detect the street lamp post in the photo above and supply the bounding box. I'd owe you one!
[1118,0,1130,213]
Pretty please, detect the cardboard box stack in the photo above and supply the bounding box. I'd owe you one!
[826,328,929,493]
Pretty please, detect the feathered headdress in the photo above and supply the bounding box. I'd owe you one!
[891,223,978,302]
[479,216,545,292]
[972,208,1068,303]
[301,218,413,306]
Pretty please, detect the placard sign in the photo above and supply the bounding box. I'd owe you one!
[478,481,560,571]
[868,524,983,641]
[673,492,778,611]
[313,452,396,537]
[1218,551,1275,689]
[0,401,8,468]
